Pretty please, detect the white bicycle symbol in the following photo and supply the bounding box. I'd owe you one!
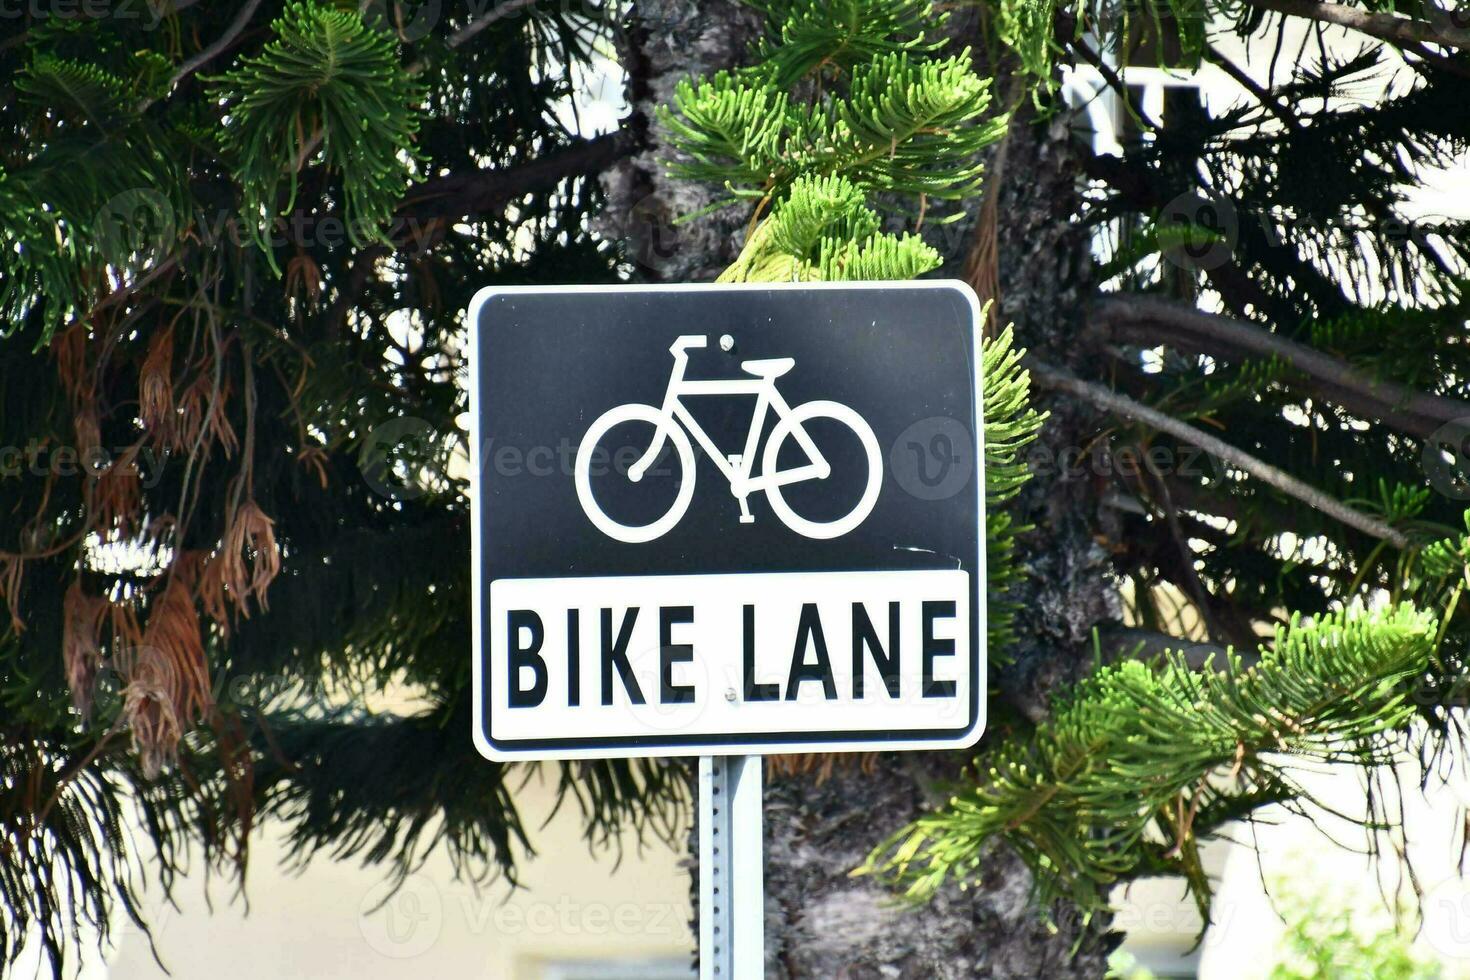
[574,335,882,543]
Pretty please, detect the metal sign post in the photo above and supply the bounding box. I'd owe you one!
[698,755,764,980]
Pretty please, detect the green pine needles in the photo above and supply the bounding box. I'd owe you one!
[980,326,1048,656]
[865,604,1440,917]
[2,37,185,345]
[744,0,948,88]
[659,0,1005,284]
[663,53,1004,206]
[992,0,1209,88]
[211,2,425,266]
[658,0,1011,257]
[716,173,944,282]
[0,3,425,344]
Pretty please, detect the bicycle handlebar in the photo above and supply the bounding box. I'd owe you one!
[669,335,708,354]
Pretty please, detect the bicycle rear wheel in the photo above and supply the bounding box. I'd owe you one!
[575,404,695,543]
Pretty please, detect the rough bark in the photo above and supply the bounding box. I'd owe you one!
[992,106,1124,728]
[761,754,1113,979]
[599,5,1121,975]
[596,0,762,282]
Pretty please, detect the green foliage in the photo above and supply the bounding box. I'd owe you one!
[211,2,426,267]
[989,0,1208,87]
[982,325,1048,655]
[1,734,164,974]
[0,38,186,345]
[1423,512,1470,581]
[716,173,943,282]
[866,605,1439,915]
[17,55,132,121]
[1266,881,1443,979]
[1106,950,1158,979]
[745,0,946,87]
[0,650,252,977]
[659,0,1007,375]
[1309,304,1470,399]
[661,47,1004,208]
[1089,39,1470,672]
[992,0,1068,85]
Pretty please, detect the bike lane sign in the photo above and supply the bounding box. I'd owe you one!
[468,281,985,760]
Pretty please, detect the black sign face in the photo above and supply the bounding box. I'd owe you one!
[470,282,985,760]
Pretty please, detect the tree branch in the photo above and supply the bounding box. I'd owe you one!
[1068,37,1158,130]
[447,0,541,49]
[1090,294,1470,440]
[1400,39,1470,78]
[1245,0,1470,50]
[261,130,633,257]
[141,0,265,111]
[1100,626,1255,671]
[403,0,542,75]
[1205,43,1301,131]
[1079,150,1344,323]
[1028,359,1412,549]
[394,130,634,224]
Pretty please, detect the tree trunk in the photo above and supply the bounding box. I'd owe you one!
[597,0,760,282]
[601,7,1120,975]
[757,102,1119,979]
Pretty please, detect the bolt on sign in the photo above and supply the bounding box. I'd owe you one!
[469,281,986,760]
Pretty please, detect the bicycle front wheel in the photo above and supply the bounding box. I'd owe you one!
[575,404,695,543]
[763,400,882,540]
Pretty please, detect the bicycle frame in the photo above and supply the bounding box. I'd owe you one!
[629,338,829,499]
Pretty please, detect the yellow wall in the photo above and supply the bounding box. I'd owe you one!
[105,775,693,980]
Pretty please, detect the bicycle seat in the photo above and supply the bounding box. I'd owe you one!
[740,357,795,378]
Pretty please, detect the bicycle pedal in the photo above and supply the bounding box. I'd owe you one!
[736,493,755,524]
[726,453,743,466]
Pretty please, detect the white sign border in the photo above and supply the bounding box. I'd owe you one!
[468,279,987,761]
